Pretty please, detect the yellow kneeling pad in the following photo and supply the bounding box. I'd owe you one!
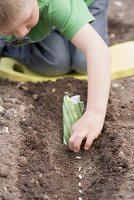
[110,41,134,79]
[0,41,134,82]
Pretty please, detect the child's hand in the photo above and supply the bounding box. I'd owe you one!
[70,23,111,152]
[69,110,105,152]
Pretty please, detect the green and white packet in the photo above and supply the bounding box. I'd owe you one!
[63,95,85,145]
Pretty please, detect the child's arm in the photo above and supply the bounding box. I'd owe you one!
[69,23,111,152]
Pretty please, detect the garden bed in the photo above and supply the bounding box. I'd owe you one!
[0,77,134,200]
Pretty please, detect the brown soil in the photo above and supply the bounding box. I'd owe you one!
[108,0,134,45]
[0,0,134,200]
[0,77,134,200]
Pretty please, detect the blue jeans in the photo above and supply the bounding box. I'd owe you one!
[0,0,109,76]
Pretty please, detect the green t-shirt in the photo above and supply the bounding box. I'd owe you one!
[2,0,95,46]
[85,0,95,6]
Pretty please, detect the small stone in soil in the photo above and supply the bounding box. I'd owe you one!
[64,91,70,95]
[4,127,9,133]
[17,83,28,91]
[112,83,119,88]
[32,94,39,100]
[29,104,34,108]
[52,88,56,93]
[39,174,43,178]
[5,108,17,119]
[44,194,49,199]
[0,105,4,112]
[0,97,3,105]
[18,156,28,166]
[78,197,82,200]
[118,166,123,170]
[0,165,9,177]
[110,33,116,39]
[0,127,9,134]
[118,151,125,158]
[10,98,19,104]
[114,0,123,7]
[18,105,26,114]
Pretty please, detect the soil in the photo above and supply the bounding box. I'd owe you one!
[108,0,134,45]
[0,77,134,200]
[0,0,134,200]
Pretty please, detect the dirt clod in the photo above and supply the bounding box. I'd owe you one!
[18,156,28,167]
[0,98,3,105]
[44,194,49,199]
[32,94,39,100]
[2,192,14,200]
[0,106,4,113]
[0,166,9,177]
[4,108,17,119]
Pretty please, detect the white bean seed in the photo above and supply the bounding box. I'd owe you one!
[78,182,82,187]
[79,190,83,194]
[76,156,81,160]
[78,175,82,180]
[79,167,82,171]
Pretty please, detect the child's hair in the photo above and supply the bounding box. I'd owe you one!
[0,0,29,33]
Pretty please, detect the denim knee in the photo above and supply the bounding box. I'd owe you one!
[41,54,71,76]
[23,31,72,76]
[71,51,87,75]
[89,0,109,44]
[26,47,71,76]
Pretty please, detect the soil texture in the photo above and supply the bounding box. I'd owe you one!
[0,77,134,200]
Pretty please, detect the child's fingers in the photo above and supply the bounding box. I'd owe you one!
[69,132,77,151]
[84,132,96,150]
[69,131,88,152]
[73,131,87,152]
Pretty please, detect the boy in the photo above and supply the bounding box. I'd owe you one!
[0,0,111,152]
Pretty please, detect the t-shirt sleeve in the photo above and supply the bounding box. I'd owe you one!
[47,0,95,40]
